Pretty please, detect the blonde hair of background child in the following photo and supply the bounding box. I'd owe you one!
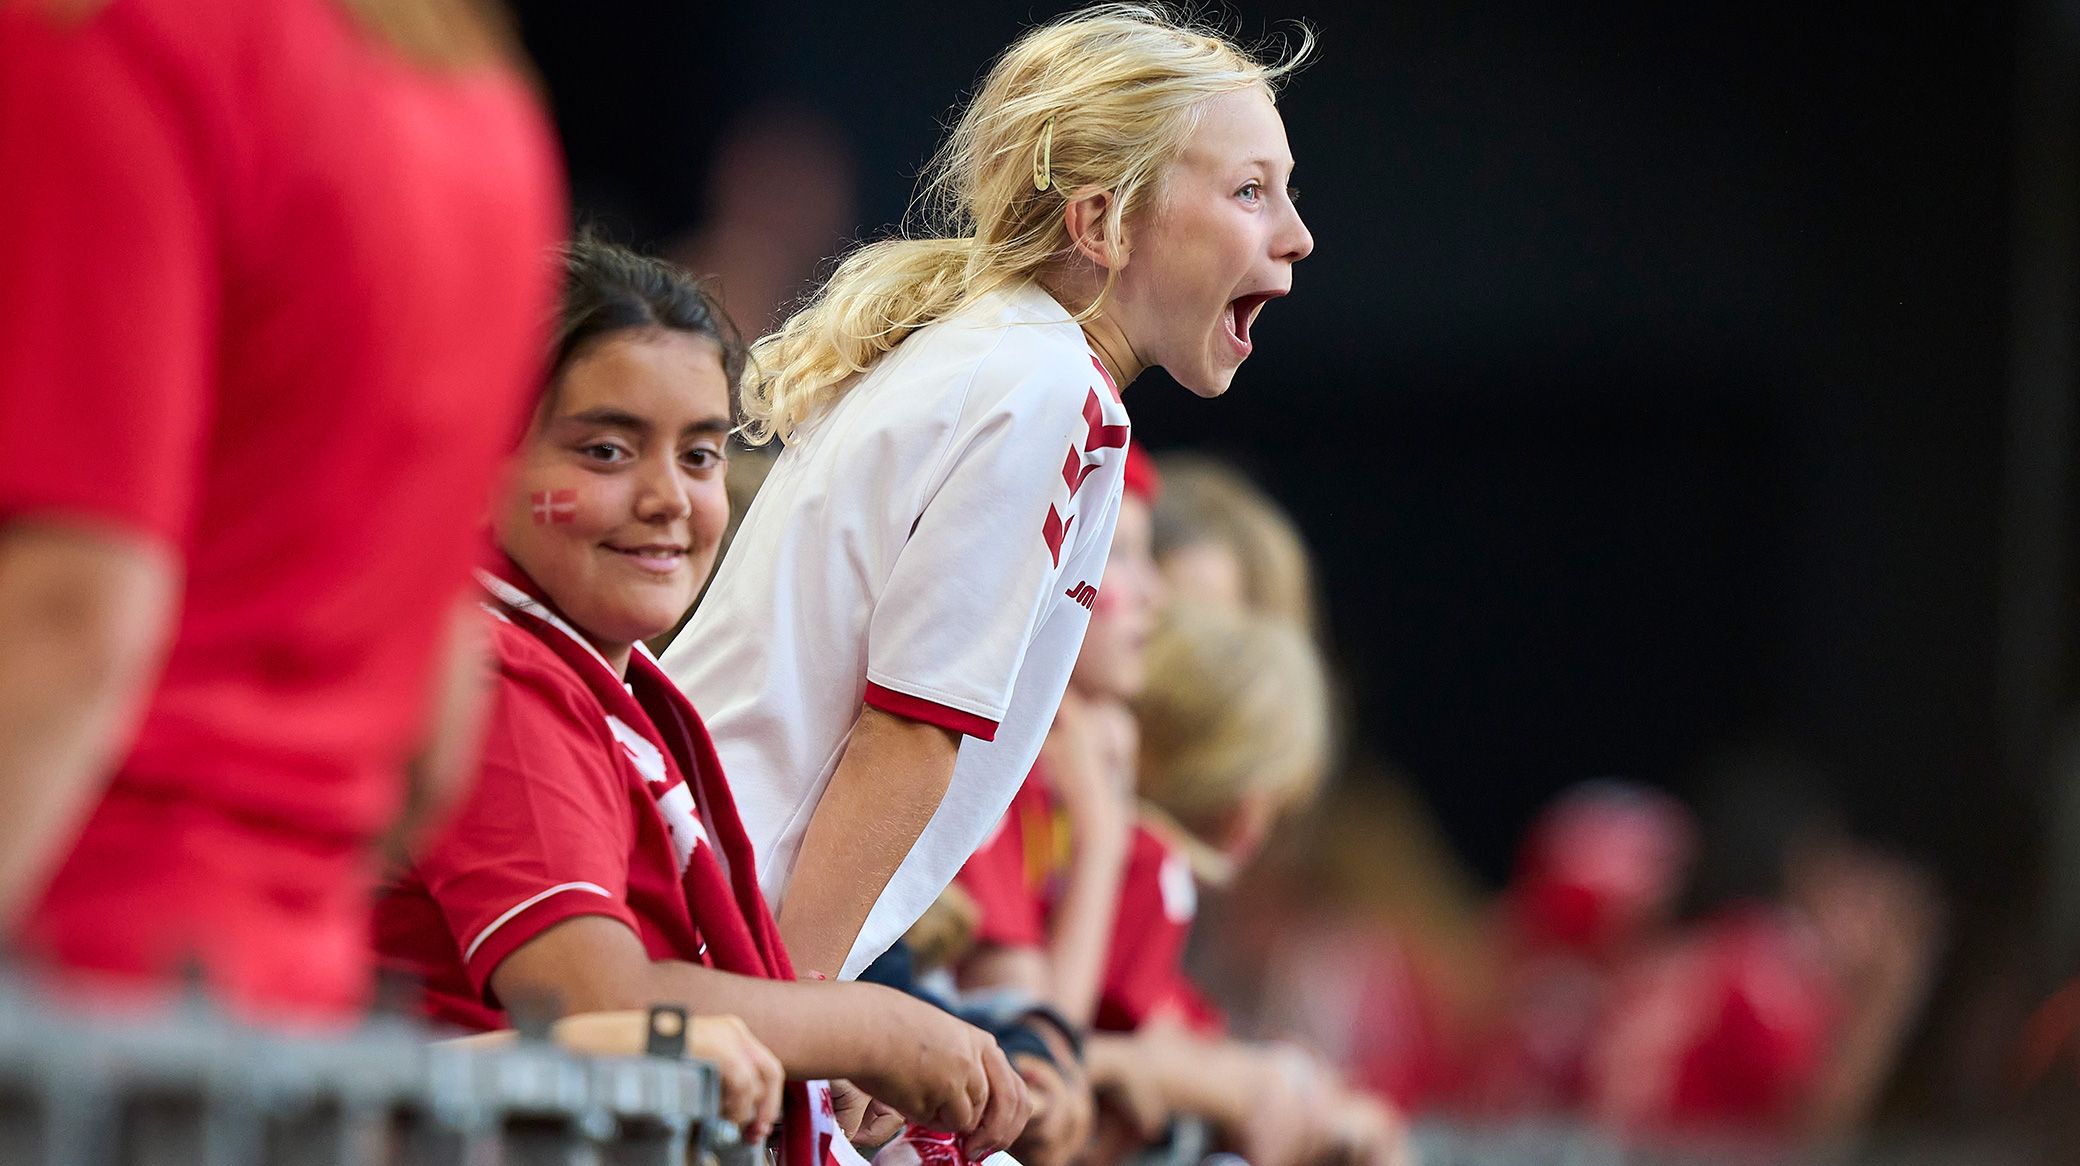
[1151,453,1319,632]
[738,3,1313,444]
[1133,601,1331,879]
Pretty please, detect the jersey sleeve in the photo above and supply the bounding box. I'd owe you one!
[0,8,216,545]
[409,639,647,1001]
[863,355,1111,739]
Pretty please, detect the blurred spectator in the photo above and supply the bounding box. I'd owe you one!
[0,0,562,1021]
[956,443,1163,1029]
[1586,751,1945,1146]
[1468,781,1698,1115]
[1207,770,1493,1113]
[1082,602,1413,1166]
[1151,454,1318,632]
[666,106,858,338]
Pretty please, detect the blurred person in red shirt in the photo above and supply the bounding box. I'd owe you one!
[956,444,1165,1029]
[1467,780,1698,1115]
[0,0,563,1022]
[1585,753,1943,1147]
[1087,603,1410,1166]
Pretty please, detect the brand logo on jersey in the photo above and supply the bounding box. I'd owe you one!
[1042,383,1130,566]
[1064,581,1098,610]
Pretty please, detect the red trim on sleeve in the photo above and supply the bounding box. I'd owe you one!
[462,884,642,1002]
[864,682,1000,741]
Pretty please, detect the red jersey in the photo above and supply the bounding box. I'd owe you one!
[1096,819,1218,1034]
[377,563,826,1166]
[2,0,563,1017]
[376,562,793,1028]
[1591,907,1840,1135]
[955,766,1070,950]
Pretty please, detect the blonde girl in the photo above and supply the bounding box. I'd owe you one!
[663,3,1315,983]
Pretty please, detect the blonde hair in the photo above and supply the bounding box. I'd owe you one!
[1134,601,1331,856]
[1151,454,1318,631]
[739,4,1312,444]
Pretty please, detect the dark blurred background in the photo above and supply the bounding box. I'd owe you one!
[507,0,2080,1119]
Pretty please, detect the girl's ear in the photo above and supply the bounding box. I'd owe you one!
[1060,189,1130,272]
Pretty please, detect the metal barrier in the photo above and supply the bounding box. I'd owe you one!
[0,974,737,1166]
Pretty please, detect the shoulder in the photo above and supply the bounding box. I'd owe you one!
[875,283,1100,429]
[485,616,608,743]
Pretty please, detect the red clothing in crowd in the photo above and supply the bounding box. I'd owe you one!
[376,561,825,1166]
[1593,906,1840,1134]
[0,0,563,1018]
[959,775,1219,1035]
[955,765,1071,950]
[1095,819,1219,1034]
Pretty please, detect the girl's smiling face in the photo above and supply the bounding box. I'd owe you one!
[495,329,732,672]
[1108,85,1314,397]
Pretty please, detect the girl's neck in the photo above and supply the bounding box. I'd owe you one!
[1078,313,1145,391]
[496,548,635,679]
[1039,272,1145,389]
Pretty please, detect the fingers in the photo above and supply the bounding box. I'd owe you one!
[963,1043,1033,1160]
[829,1079,869,1138]
[690,1017,784,1144]
[748,1039,785,1144]
[857,1099,906,1147]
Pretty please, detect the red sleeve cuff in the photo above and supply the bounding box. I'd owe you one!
[460,882,641,1003]
[864,682,1000,741]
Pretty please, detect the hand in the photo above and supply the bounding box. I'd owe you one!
[1009,1052,1095,1166]
[1086,1034,1173,1141]
[1226,1044,1344,1166]
[831,1079,906,1148]
[689,1014,787,1144]
[845,985,1034,1157]
[1326,1089,1414,1166]
[1043,693,1137,841]
[1795,843,1944,1001]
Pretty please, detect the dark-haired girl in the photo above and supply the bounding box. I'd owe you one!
[374,241,1029,1163]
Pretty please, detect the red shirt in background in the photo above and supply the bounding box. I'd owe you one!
[1591,906,1839,1135]
[955,765,1070,950]
[1096,820,1219,1035]
[0,0,563,1019]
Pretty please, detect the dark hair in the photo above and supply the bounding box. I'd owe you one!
[547,237,747,413]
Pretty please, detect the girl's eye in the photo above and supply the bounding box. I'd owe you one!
[682,447,726,471]
[580,442,631,464]
[1237,181,1263,203]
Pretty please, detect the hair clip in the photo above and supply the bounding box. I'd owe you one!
[1032,115,1055,191]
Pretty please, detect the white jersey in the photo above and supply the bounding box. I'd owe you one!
[665,281,1129,977]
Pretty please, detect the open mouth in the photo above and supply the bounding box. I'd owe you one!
[1224,292,1278,354]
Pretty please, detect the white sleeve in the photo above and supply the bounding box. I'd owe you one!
[862,359,1114,740]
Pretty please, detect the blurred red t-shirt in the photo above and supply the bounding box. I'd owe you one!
[0,0,563,1020]
[1096,820,1220,1034]
[1591,906,1840,1134]
[956,765,1069,950]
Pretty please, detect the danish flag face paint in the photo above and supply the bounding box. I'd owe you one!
[530,488,577,525]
